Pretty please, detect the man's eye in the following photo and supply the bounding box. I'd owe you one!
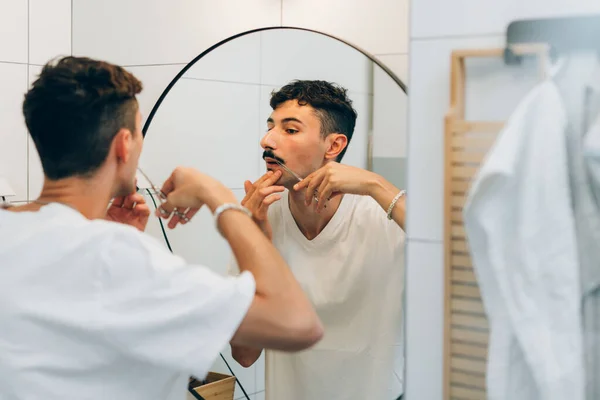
[286,129,298,134]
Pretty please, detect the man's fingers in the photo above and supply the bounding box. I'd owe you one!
[262,194,282,207]
[244,180,253,195]
[263,169,283,186]
[181,207,200,224]
[168,207,192,229]
[258,186,285,198]
[123,193,144,209]
[255,194,282,220]
[315,178,332,211]
[133,203,151,217]
[305,173,324,206]
[156,200,175,219]
[111,196,125,208]
[253,170,276,188]
[167,212,182,229]
[159,173,176,199]
[293,171,314,191]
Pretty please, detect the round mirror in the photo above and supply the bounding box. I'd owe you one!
[139,27,407,400]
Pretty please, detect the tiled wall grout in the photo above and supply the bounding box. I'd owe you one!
[410,31,503,42]
[122,63,190,68]
[373,52,409,56]
[407,238,443,244]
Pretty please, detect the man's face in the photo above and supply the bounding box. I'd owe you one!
[260,100,327,188]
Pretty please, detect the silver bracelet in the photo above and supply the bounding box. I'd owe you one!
[386,190,406,220]
[214,203,253,235]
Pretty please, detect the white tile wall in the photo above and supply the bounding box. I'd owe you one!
[411,0,600,38]
[404,240,444,400]
[0,1,28,63]
[373,63,408,159]
[255,352,265,393]
[374,54,409,84]
[183,32,261,85]
[72,0,281,66]
[0,63,28,201]
[259,29,373,95]
[406,35,504,242]
[282,0,409,55]
[125,64,188,126]
[139,79,262,189]
[257,86,277,177]
[29,0,71,65]
[340,93,371,170]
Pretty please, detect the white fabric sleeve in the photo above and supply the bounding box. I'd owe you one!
[98,229,255,379]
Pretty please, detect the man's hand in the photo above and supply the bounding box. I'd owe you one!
[241,170,284,240]
[106,192,150,232]
[294,162,406,229]
[156,166,238,229]
[293,162,379,212]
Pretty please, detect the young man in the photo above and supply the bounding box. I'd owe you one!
[230,80,406,400]
[0,57,323,400]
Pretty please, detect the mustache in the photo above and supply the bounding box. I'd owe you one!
[262,150,285,164]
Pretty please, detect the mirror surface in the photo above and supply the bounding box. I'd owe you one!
[140,28,407,400]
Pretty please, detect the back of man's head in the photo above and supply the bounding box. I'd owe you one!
[23,56,143,180]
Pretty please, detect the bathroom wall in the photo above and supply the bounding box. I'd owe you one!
[0,1,408,399]
[405,1,600,399]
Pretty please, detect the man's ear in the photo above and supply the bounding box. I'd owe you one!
[324,133,348,161]
[113,128,133,163]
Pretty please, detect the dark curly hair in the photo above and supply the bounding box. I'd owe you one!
[23,56,143,180]
[270,80,357,162]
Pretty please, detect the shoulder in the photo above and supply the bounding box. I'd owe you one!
[351,195,406,236]
[350,195,387,221]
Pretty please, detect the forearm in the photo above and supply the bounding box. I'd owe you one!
[368,176,406,231]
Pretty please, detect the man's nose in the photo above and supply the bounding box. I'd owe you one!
[260,130,277,149]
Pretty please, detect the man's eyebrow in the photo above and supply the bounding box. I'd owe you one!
[281,117,305,125]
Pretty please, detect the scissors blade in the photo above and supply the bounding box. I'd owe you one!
[274,160,303,182]
[274,160,320,202]
[136,167,166,200]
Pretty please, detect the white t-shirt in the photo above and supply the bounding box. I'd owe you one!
[0,203,255,400]
[231,191,406,400]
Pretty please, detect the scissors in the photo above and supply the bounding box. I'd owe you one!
[136,167,190,222]
[273,160,322,204]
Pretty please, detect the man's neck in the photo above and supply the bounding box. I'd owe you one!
[10,176,113,220]
[287,188,343,240]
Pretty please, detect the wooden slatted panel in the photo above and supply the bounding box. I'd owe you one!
[444,113,504,399]
[451,283,481,299]
[450,385,486,400]
[444,47,546,399]
[451,342,488,360]
[450,355,487,373]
